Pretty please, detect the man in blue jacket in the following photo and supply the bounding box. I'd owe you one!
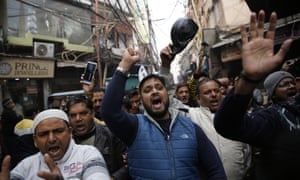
[101,48,226,179]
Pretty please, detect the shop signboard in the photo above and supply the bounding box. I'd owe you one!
[0,57,55,78]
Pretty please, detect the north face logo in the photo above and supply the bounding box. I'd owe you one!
[180,134,189,139]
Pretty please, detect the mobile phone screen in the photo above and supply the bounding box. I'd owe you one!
[83,62,97,84]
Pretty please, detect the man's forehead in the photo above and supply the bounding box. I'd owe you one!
[199,81,220,91]
[200,79,218,87]
[93,94,104,100]
[142,78,163,86]
[177,86,189,91]
[176,86,189,94]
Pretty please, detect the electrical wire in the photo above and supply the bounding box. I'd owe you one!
[162,0,181,24]
[16,0,94,25]
[14,0,158,64]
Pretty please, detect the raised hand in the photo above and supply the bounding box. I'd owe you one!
[241,10,293,81]
[160,44,175,69]
[80,73,95,94]
[37,153,64,180]
[118,48,140,71]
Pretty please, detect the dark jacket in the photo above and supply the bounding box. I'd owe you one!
[214,89,300,180]
[1,107,23,168]
[94,123,128,179]
[1,108,23,137]
[74,123,128,180]
[13,134,39,169]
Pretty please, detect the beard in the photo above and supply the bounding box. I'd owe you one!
[143,99,169,119]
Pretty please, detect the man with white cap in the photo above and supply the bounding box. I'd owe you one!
[0,109,110,180]
[214,10,300,180]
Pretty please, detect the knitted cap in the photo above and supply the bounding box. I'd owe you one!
[264,71,295,98]
[33,109,69,132]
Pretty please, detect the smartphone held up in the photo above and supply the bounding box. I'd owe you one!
[82,61,97,84]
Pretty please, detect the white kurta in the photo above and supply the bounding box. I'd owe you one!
[189,106,252,180]
[11,139,110,180]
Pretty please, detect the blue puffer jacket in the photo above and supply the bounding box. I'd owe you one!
[128,114,199,180]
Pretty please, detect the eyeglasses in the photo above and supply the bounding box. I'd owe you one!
[277,80,296,88]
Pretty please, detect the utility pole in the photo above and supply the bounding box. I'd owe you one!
[145,0,160,71]
[95,0,103,87]
[145,0,152,64]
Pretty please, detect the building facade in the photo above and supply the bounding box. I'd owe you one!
[0,0,155,112]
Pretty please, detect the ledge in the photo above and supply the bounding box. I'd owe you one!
[7,33,94,53]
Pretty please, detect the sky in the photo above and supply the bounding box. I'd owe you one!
[148,0,186,52]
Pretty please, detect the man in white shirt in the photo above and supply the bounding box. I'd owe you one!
[189,78,252,180]
[0,109,109,180]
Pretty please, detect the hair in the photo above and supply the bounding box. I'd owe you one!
[196,77,221,95]
[93,87,106,93]
[125,87,139,99]
[2,98,12,107]
[23,107,39,119]
[175,83,189,93]
[123,87,139,110]
[138,74,166,94]
[65,95,93,113]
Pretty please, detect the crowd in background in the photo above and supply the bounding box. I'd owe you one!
[0,10,299,179]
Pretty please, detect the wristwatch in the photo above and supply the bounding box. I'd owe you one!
[116,66,129,77]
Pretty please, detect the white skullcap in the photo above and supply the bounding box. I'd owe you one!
[33,109,69,133]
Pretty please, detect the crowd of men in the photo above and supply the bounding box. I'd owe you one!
[0,10,299,180]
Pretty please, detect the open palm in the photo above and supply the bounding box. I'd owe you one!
[241,11,292,80]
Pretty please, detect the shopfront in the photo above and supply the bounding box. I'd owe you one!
[0,57,55,113]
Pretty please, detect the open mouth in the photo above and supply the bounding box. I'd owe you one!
[151,97,162,109]
[48,146,60,155]
[210,99,219,106]
[75,124,86,132]
[287,89,297,97]
[181,97,188,101]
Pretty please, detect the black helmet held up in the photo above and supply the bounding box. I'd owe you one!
[170,17,198,56]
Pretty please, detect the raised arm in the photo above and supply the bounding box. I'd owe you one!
[214,10,293,142]
[159,44,176,92]
[101,48,140,145]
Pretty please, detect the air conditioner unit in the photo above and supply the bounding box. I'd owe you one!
[33,42,54,58]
